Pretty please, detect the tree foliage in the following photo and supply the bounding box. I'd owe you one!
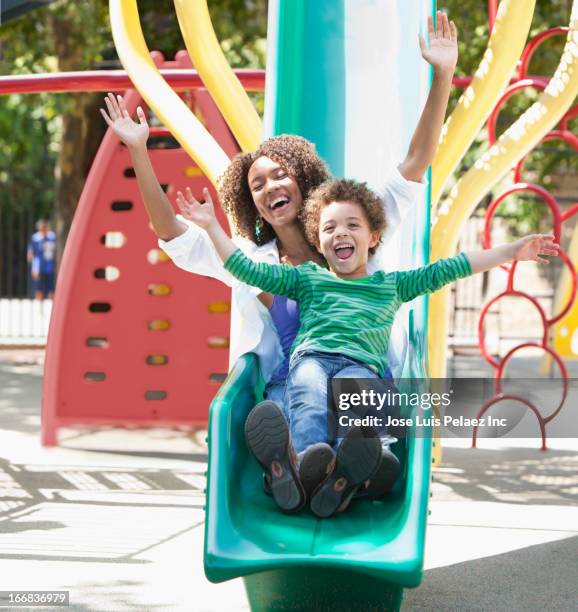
[0,0,576,254]
[0,0,267,259]
[440,0,577,236]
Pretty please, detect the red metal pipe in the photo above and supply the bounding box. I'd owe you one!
[0,71,549,96]
[496,342,569,426]
[488,0,499,33]
[500,250,577,326]
[452,75,550,90]
[477,290,549,369]
[0,68,266,95]
[496,343,568,400]
[0,70,546,97]
[518,27,569,79]
[561,203,578,222]
[560,103,578,130]
[452,76,474,88]
[472,394,547,450]
[482,183,563,263]
[543,249,577,326]
[513,130,578,183]
[487,77,549,144]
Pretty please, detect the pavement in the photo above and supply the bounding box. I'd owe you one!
[0,349,577,611]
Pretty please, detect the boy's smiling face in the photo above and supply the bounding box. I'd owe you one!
[317,200,380,279]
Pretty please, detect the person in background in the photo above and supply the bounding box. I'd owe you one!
[27,219,56,300]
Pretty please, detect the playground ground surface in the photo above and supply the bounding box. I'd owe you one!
[0,349,576,611]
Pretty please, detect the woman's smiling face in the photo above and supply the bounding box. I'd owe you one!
[247,156,303,228]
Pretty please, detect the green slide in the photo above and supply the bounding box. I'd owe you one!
[204,2,435,609]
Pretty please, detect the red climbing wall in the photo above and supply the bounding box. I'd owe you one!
[42,55,240,445]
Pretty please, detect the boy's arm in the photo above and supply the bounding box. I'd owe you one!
[396,235,559,302]
[157,216,240,288]
[100,93,187,241]
[466,234,559,274]
[396,253,471,303]
[177,189,301,300]
[397,11,457,183]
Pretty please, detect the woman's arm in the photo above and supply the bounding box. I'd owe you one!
[398,11,458,183]
[101,92,242,288]
[100,93,186,241]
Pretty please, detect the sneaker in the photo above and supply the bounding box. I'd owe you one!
[262,443,335,498]
[262,473,273,496]
[298,443,336,498]
[309,426,381,518]
[355,444,401,500]
[245,401,305,513]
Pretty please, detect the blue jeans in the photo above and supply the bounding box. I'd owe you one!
[263,380,287,419]
[285,351,396,455]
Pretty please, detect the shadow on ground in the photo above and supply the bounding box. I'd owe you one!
[404,535,578,611]
[0,364,43,434]
[434,447,578,505]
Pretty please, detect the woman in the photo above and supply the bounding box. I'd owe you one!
[100,11,458,497]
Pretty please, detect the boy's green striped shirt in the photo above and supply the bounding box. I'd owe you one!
[225,249,472,377]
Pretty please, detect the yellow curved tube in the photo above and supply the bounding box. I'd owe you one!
[429,3,578,378]
[109,0,230,187]
[174,0,262,152]
[432,0,536,207]
[551,221,578,360]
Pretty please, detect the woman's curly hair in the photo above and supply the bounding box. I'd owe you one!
[302,179,387,256]
[218,135,330,245]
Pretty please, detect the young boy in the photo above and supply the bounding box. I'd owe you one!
[177,183,559,518]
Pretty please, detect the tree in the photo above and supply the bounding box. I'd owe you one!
[2,0,574,266]
[0,0,267,271]
[440,0,577,235]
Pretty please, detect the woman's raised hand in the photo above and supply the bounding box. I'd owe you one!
[100,92,149,149]
[176,187,217,229]
[419,10,458,74]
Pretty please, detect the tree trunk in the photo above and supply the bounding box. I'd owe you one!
[52,93,106,267]
[50,7,107,268]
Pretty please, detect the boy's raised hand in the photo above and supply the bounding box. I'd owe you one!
[419,11,458,74]
[100,93,149,149]
[511,234,560,264]
[176,187,217,229]
[177,187,235,262]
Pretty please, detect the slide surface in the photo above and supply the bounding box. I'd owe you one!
[204,1,435,609]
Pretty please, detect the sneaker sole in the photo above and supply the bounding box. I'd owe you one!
[356,447,401,500]
[245,401,305,513]
[299,443,336,498]
[310,426,381,518]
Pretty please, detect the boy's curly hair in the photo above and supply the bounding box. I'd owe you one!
[302,179,386,256]
[218,135,330,245]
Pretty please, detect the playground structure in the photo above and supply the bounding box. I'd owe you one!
[1,0,577,610]
[430,0,578,457]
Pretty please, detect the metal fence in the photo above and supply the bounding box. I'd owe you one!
[0,298,52,345]
[0,205,39,299]
[1,204,56,345]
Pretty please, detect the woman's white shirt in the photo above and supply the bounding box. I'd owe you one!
[158,165,426,382]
